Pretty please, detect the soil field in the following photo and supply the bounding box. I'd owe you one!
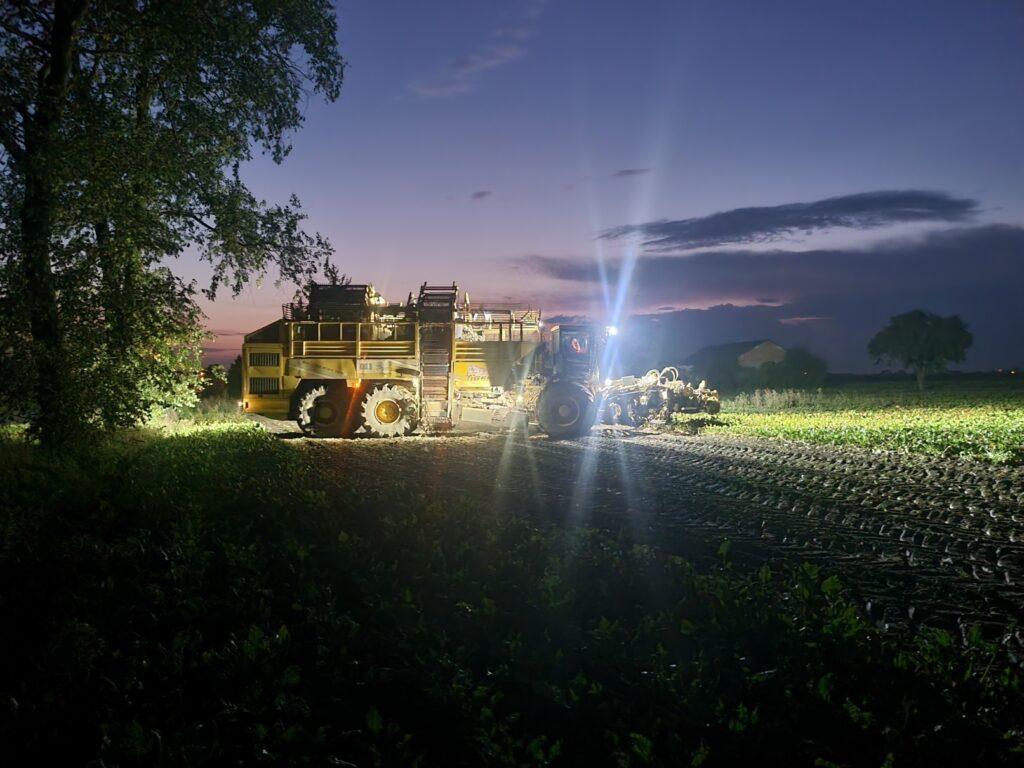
[256,417,1024,638]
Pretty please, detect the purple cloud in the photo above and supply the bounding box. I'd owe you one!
[610,168,651,178]
[520,224,1024,313]
[408,1,548,97]
[602,190,980,251]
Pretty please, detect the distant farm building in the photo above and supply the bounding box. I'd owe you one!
[685,340,786,370]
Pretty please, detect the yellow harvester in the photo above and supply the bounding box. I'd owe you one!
[242,282,607,438]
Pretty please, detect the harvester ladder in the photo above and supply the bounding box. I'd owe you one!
[418,284,458,429]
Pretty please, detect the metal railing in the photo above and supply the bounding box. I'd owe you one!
[455,322,541,343]
[287,321,418,359]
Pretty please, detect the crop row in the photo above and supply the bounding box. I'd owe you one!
[674,382,1024,464]
[680,407,1024,464]
[618,432,1024,631]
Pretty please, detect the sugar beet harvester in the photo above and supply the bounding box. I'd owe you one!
[241,282,720,439]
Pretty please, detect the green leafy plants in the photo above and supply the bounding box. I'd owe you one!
[2,424,1023,765]
[674,381,1024,464]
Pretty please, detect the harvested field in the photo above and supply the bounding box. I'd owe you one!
[8,420,1024,764]
[292,422,1024,636]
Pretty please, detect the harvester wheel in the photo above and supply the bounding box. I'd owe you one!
[296,383,352,438]
[537,381,596,439]
[360,383,418,438]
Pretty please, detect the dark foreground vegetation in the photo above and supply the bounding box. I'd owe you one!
[2,425,1023,766]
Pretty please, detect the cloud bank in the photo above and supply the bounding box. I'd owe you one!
[518,222,1024,370]
[601,190,981,251]
[524,224,1023,311]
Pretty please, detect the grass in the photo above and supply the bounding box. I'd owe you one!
[2,424,1024,765]
[0,397,246,445]
[673,381,1024,464]
[156,396,249,428]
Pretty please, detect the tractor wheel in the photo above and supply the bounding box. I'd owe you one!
[704,399,721,415]
[360,383,418,438]
[601,399,621,425]
[622,399,641,427]
[645,389,665,414]
[537,381,597,439]
[603,398,638,427]
[296,383,352,438]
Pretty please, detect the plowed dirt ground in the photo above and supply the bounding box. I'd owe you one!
[254,416,1024,636]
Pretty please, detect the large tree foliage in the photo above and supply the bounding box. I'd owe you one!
[225,354,243,399]
[0,0,344,444]
[755,347,828,389]
[868,310,973,390]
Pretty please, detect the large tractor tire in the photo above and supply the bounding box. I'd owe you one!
[537,381,597,439]
[359,383,418,438]
[295,383,354,438]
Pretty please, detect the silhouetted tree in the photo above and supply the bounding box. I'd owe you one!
[700,357,742,390]
[868,310,972,391]
[0,1,344,445]
[757,347,828,388]
[226,355,243,400]
[199,364,228,399]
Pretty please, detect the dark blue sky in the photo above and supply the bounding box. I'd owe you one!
[201,0,1024,371]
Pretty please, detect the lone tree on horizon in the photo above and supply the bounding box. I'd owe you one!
[868,310,973,390]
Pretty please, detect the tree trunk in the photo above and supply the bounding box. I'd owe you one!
[916,368,925,392]
[18,0,91,447]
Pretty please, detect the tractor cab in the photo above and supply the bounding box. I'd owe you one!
[534,324,608,438]
[546,325,602,386]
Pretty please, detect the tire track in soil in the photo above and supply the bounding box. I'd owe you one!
[297,425,1024,637]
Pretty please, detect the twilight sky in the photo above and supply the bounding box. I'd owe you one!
[197,0,1024,371]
